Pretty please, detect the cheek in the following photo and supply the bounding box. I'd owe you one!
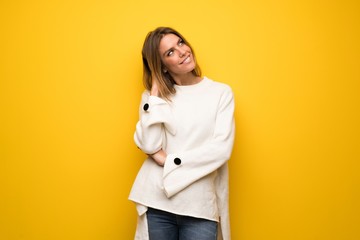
[163,58,178,69]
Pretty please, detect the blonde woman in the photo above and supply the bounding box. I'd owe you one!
[129,27,235,240]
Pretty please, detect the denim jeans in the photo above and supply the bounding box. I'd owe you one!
[146,207,218,240]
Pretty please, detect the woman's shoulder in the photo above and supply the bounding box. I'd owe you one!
[204,76,233,94]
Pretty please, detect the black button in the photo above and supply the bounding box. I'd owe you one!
[174,158,181,165]
[143,103,149,111]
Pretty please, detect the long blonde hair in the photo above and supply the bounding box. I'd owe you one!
[141,27,202,100]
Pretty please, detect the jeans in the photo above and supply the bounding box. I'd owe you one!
[146,207,218,240]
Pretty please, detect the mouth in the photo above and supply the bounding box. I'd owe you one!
[180,54,191,65]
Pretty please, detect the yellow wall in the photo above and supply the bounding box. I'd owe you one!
[1,0,359,239]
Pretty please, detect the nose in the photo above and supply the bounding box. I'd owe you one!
[178,48,186,57]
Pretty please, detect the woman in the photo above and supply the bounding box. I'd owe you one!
[129,27,235,240]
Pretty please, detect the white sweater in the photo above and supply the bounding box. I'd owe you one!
[129,77,235,240]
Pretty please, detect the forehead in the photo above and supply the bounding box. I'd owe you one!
[159,33,180,53]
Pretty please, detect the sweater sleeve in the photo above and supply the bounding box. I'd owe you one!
[162,87,235,198]
[134,91,176,155]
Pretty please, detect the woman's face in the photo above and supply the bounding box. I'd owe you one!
[158,33,196,76]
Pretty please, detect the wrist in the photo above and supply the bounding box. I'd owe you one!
[150,89,158,96]
[149,149,167,167]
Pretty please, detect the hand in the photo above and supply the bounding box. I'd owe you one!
[150,73,159,96]
[149,149,167,166]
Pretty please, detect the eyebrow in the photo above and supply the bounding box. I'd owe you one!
[162,38,183,57]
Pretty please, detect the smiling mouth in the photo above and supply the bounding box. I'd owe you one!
[180,54,191,64]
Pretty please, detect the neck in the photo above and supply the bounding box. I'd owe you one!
[173,73,202,86]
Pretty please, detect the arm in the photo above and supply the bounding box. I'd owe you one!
[162,87,235,198]
[133,92,176,154]
[133,77,176,155]
[149,149,167,166]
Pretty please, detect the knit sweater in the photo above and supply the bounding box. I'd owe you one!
[129,77,235,240]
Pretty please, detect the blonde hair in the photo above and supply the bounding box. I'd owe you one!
[141,27,201,100]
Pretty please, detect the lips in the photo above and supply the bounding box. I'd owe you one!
[180,54,191,64]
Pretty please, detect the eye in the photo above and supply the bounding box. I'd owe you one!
[166,50,174,56]
[178,39,184,46]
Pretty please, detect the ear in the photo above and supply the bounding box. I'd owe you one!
[162,68,168,73]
